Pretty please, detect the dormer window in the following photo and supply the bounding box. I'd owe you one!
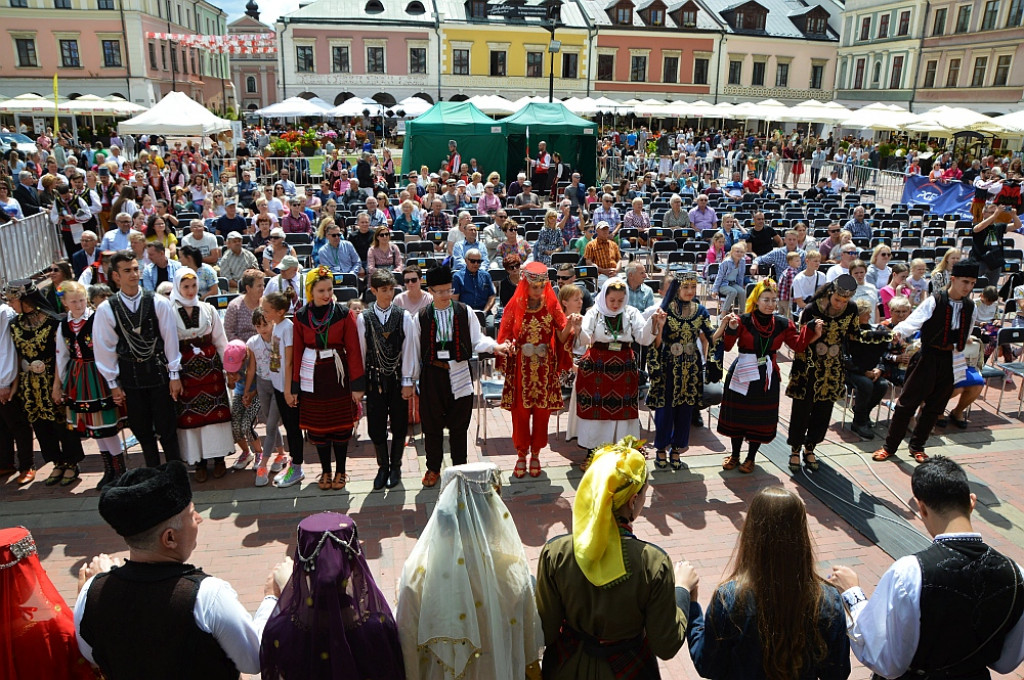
[732,5,766,30]
[682,7,697,26]
[407,0,426,13]
[469,0,487,18]
[365,0,384,12]
[649,8,664,24]
[616,6,632,23]
[806,15,826,33]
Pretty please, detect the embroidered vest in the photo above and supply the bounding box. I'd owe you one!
[362,307,404,390]
[920,291,973,352]
[108,291,168,389]
[419,302,473,364]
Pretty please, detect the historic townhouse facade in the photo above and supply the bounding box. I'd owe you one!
[835,0,929,108]
[229,0,278,112]
[0,0,232,107]
[914,0,1024,113]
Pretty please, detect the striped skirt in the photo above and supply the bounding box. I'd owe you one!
[64,359,126,439]
[576,345,639,422]
[717,361,781,444]
[300,358,356,445]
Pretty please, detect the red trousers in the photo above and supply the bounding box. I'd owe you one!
[510,404,551,455]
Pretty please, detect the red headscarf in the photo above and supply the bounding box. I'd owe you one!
[0,527,99,679]
[497,262,572,373]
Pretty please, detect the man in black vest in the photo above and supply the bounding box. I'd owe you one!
[830,456,1024,679]
[92,251,183,467]
[873,261,978,463]
[75,461,284,679]
[357,269,417,490]
[410,266,507,487]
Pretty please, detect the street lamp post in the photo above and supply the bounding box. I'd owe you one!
[545,0,562,103]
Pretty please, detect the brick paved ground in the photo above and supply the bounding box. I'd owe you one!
[4,349,1024,679]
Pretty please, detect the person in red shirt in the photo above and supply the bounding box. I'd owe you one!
[742,170,764,195]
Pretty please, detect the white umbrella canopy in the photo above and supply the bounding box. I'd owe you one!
[396,96,432,118]
[103,95,148,115]
[305,96,334,111]
[915,105,1006,133]
[902,120,950,134]
[256,96,330,118]
[841,105,920,131]
[118,91,230,136]
[562,97,597,116]
[635,102,670,117]
[467,94,516,116]
[0,93,65,113]
[992,110,1024,133]
[591,96,630,113]
[710,101,735,118]
[327,96,383,118]
[729,101,761,119]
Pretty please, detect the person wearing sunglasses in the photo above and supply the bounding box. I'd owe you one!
[367,226,404,276]
[393,265,432,314]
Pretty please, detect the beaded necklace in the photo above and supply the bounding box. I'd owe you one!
[308,303,335,349]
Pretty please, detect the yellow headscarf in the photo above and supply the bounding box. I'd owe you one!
[304,265,334,303]
[572,436,648,588]
[744,278,778,314]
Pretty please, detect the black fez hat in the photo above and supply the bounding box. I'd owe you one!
[426,265,453,288]
[56,183,71,194]
[833,273,858,294]
[99,461,192,537]
[951,261,980,279]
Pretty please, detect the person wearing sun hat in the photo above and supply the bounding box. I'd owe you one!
[874,260,979,464]
[263,254,304,314]
[535,437,698,679]
[75,461,286,679]
[409,265,508,488]
[786,273,892,471]
[497,261,581,479]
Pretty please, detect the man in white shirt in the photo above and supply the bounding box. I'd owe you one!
[75,460,287,678]
[825,244,858,282]
[275,167,297,196]
[828,169,847,193]
[179,219,221,265]
[100,212,135,252]
[830,456,1024,680]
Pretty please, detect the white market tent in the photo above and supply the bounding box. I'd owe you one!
[255,96,330,118]
[328,96,384,118]
[993,110,1024,133]
[914,105,1007,134]
[118,91,231,136]
[396,95,433,118]
[0,93,64,114]
[467,94,516,116]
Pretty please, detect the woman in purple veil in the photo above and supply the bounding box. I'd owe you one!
[260,512,405,680]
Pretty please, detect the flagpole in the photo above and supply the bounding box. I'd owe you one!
[53,74,60,136]
[526,125,531,183]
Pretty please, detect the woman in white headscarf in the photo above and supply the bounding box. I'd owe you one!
[574,276,664,470]
[170,267,234,481]
[396,462,542,680]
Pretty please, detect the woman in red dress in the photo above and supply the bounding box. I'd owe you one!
[290,266,366,490]
[498,262,581,478]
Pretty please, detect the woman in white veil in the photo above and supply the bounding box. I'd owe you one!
[396,462,542,680]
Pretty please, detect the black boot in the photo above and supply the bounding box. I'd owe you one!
[387,439,403,489]
[95,451,116,491]
[109,452,127,480]
[373,443,389,491]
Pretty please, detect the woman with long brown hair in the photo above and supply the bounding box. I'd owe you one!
[687,486,850,680]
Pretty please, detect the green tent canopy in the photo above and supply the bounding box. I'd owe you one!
[498,103,598,187]
[401,102,507,179]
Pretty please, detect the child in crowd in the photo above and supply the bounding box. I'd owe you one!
[347,299,365,314]
[242,307,287,487]
[705,232,726,272]
[791,250,825,314]
[260,290,306,488]
[777,251,802,318]
[225,339,264,474]
[879,263,913,319]
[573,223,595,258]
[712,242,749,316]
[931,248,961,293]
[907,258,929,306]
[558,284,586,442]
[88,284,113,309]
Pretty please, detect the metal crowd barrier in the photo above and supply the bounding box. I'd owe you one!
[0,213,66,289]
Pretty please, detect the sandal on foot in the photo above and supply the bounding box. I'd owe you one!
[911,450,929,463]
[60,465,80,486]
[789,452,802,473]
[317,472,332,490]
[871,448,896,462]
[654,449,669,469]
[739,459,756,474]
[803,450,819,472]
[422,470,440,487]
[670,448,684,471]
[529,454,541,478]
[44,464,66,487]
[331,472,348,490]
[722,456,740,471]
[513,453,528,479]
[580,451,595,472]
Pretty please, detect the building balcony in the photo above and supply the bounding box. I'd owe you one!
[835,88,913,102]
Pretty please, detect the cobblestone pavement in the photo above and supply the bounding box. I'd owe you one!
[4,352,1024,679]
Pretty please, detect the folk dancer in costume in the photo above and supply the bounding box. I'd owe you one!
[0,528,99,679]
[50,183,92,257]
[536,438,697,679]
[169,268,235,482]
[831,456,1024,679]
[445,139,462,176]
[715,280,820,474]
[53,281,128,490]
[93,251,183,468]
[357,269,416,491]
[292,266,366,491]
[5,279,86,487]
[75,462,283,678]
[786,274,891,472]
[408,266,506,488]
[497,261,580,479]
[0,299,37,485]
[261,513,405,680]
[575,276,662,471]
[872,261,978,464]
[397,463,542,680]
[646,272,714,471]
[528,140,552,195]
